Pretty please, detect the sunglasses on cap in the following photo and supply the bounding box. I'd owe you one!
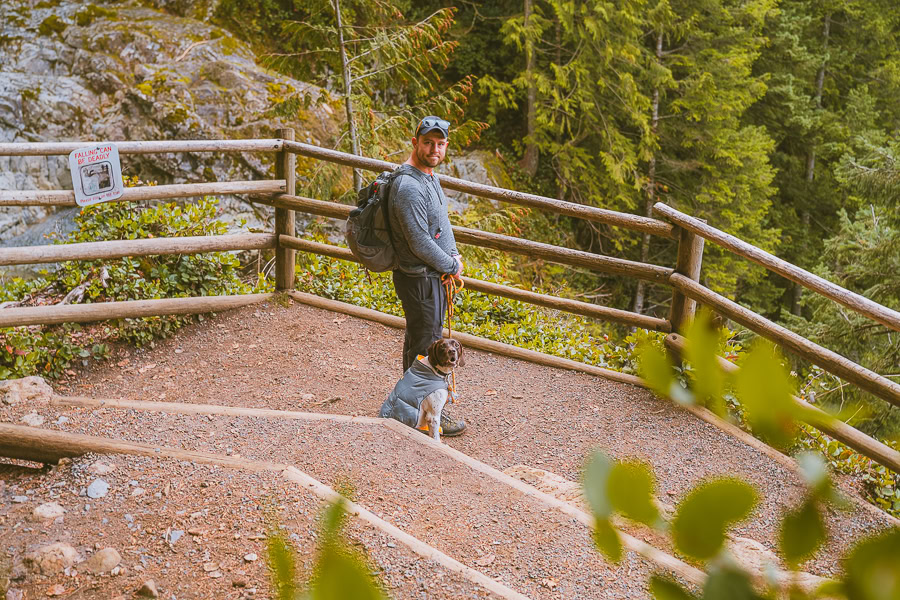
[416,117,450,137]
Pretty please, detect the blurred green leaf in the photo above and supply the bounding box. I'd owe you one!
[701,565,766,600]
[734,341,798,449]
[306,498,387,600]
[592,517,623,563]
[779,499,826,566]
[684,311,727,416]
[307,545,387,600]
[842,527,900,600]
[639,342,694,405]
[672,478,758,561]
[267,529,298,600]
[583,450,614,519]
[608,460,660,527]
[649,574,698,600]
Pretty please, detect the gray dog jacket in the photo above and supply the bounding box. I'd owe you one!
[379,358,449,428]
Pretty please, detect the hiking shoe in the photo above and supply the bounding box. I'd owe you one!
[439,411,467,437]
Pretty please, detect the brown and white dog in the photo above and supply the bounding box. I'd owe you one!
[415,338,465,440]
[380,338,465,441]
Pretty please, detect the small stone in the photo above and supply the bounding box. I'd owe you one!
[386,542,396,548]
[6,588,24,600]
[475,553,496,567]
[31,502,65,521]
[45,583,66,596]
[202,562,219,572]
[187,528,206,536]
[0,376,52,405]
[137,579,158,598]
[111,566,121,576]
[131,487,145,497]
[55,416,69,425]
[80,547,121,574]
[209,570,223,578]
[300,393,315,401]
[200,481,210,488]
[12,495,29,503]
[86,479,109,499]
[243,553,257,562]
[20,412,45,427]
[24,542,79,575]
[89,462,116,475]
[167,530,184,544]
[232,578,248,588]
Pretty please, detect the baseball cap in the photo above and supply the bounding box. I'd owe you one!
[415,116,450,138]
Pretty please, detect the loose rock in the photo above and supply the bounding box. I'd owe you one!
[24,542,79,575]
[243,553,257,562]
[89,462,116,475]
[31,502,65,522]
[0,376,52,405]
[86,479,109,499]
[20,412,45,427]
[137,580,159,598]
[80,547,121,574]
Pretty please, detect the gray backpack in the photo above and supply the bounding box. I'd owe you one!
[345,165,424,272]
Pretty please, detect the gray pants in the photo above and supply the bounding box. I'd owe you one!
[392,271,447,373]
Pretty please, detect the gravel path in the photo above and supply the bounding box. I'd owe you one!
[2,299,897,598]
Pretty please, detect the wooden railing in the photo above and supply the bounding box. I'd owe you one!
[0,130,898,473]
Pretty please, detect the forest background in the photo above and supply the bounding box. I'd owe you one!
[210,0,900,439]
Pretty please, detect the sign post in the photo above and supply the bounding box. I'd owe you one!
[68,144,124,207]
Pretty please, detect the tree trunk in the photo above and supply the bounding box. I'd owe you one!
[794,13,830,316]
[334,0,362,190]
[633,30,664,316]
[519,0,539,177]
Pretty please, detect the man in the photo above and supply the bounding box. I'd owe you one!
[388,116,466,436]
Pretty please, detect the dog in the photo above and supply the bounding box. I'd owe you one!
[378,338,465,441]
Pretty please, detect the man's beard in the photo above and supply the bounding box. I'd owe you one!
[417,148,442,167]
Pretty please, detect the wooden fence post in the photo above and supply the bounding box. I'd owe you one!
[668,225,705,332]
[275,128,296,290]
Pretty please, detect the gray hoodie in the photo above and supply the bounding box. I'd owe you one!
[388,165,459,277]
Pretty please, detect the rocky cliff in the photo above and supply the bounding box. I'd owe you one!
[0,0,508,250]
[0,0,338,242]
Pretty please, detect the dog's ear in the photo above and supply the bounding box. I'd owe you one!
[426,339,442,363]
[453,339,466,367]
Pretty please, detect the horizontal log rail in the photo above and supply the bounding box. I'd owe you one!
[0,293,272,328]
[669,273,900,409]
[279,235,671,332]
[261,193,673,284]
[0,233,276,267]
[654,202,900,333]
[0,139,283,156]
[0,180,286,207]
[283,140,677,239]
[664,333,900,473]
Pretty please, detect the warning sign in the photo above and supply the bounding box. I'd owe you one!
[68,144,124,207]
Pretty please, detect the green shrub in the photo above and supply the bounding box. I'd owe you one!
[602,324,900,599]
[37,14,66,37]
[0,195,254,380]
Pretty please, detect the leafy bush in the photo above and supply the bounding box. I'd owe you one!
[291,230,654,373]
[592,323,900,599]
[0,195,254,380]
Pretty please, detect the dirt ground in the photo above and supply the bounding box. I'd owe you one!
[1,298,897,599]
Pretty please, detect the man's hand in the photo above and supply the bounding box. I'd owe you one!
[452,255,464,280]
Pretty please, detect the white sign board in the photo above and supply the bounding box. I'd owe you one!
[68,144,124,207]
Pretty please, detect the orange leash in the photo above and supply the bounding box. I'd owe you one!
[441,274,464,402]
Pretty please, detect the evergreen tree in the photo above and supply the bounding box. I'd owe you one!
[786,138,900,437]
[747,0,900,316]
[480,0,779,313]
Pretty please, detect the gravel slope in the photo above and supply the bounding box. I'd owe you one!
[2,299,896,598]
